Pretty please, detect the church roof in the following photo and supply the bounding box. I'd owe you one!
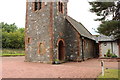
[66,16,94,40]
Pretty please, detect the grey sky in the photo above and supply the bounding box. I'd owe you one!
[0,0,101,34]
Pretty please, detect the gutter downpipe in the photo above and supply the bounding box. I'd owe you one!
[82,37,84,61]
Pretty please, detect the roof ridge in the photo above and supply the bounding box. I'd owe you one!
[66,16,92,35]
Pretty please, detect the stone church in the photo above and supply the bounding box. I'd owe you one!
[25,0,97,63]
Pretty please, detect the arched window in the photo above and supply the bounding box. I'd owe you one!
[38,43,42,54]
[38,2,42,10]
[27,37,31,44]
[38,42,45,54]
[33,0,42,11]
[58,2,64,13]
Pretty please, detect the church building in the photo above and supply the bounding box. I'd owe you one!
[25,0,97,63]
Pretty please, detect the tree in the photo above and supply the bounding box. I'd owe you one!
[89,2,115,21]
[98,21,120,38]
[1,22,17,33]
[89,1,120,21]
[89,0,120,39]
[17,28,25,33]
[0,25,2,48]
[1,22,25,49]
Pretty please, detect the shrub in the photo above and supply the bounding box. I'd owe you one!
[1,22,25,49]
[53,59,60,64]
[105,49,118,58]
[106,49,112,57]
[111,54,117,58]
[54,59,60,62]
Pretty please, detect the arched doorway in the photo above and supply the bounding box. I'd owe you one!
[58,40,65,61]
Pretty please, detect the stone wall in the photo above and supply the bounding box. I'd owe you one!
[64,20,80,61]
[25,2,53,63]
[82,38,96,60]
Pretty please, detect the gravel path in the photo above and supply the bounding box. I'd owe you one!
[1,57,119,78]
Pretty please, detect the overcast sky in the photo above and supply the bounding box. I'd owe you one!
[0,0,101,34]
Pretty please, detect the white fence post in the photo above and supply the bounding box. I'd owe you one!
[101,60,104,76]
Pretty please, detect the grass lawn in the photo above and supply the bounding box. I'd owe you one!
[98,69,120,80]
[0,48,25,56]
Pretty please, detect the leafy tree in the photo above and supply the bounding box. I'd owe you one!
[89,2,115,21]
[2,32,9,48]
[89,1,120,21]
[7,32,24,49]
[17,28,25,33]
[89,0,120,39]
[1,22,25,49]
[0,26,2,48]
[98,20,120,39]
[1,22,17,33]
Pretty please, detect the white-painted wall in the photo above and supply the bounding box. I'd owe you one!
[100,41,119,57]
[113,42,119,57]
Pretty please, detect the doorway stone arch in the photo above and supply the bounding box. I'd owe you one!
[57,39,65,61]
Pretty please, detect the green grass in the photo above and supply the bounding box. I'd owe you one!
[1,53,25,56]
[97,69,120,80]
[0,48,25,56]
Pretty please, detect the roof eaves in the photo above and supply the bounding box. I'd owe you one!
[66,16,94,40]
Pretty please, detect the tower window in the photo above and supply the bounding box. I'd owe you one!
[38,43,42,54]
[58,2,61,12]
[34,2,38,11]
[28,37,31,44]
[38,42,45,54]
[33,0,42,11]
[38,2,42,10]
[58,2,64,13]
